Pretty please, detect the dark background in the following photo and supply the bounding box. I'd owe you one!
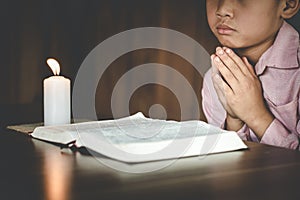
[1,0,299,127]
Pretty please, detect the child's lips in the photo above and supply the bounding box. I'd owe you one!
[216,24,235,35]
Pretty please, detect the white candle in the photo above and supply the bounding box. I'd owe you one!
[44,58,71,126]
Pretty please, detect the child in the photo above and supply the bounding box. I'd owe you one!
[202,0,300,149]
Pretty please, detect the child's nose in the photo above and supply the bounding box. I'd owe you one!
[216,0,234,19]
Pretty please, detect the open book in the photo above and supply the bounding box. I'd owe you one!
[31,112,247,163]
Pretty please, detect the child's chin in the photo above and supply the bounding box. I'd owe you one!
[217,36,242,49]
[219,43,240,49]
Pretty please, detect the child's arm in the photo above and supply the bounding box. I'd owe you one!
[211,47,274,140]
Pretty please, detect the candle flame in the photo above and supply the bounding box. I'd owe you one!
[46,58,60,75]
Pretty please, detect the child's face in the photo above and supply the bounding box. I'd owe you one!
[206,0,283,49]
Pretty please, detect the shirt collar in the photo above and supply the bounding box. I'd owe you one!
[255,21,299,76]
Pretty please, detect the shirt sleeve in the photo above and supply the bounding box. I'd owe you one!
[234,124,251,141]
[261,116,300,150]
[260,119,299,149]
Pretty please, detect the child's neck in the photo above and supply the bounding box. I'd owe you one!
[234,36,276,66]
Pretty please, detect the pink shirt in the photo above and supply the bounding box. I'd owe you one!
[202,21,300,150]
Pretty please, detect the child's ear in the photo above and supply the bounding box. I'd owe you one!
[281,0,300,19]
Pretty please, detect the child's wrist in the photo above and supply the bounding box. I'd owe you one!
[245,111,274,139]
[225,115,244,131]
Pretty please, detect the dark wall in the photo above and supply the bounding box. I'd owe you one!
[1,0,215,125]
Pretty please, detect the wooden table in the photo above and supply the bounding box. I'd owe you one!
[1,127,300,200]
